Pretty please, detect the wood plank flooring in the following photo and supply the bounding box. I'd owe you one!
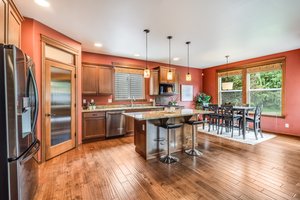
[34,133,300,200]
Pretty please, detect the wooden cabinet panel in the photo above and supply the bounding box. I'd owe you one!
[7,1,22,47]
[159,66,176,84]
[0,0,7,44]
[150,70,159,95]
[83,112,106,141]
[82,65,98,94]
[125,116,134,134]
[98,66,112,94]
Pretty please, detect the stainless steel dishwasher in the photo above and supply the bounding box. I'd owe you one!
[106,111,126,138]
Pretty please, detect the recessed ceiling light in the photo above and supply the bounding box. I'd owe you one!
[134,53,140,57]
[34,0,50,7]
[173,57,180,61]
[94,43,103,47]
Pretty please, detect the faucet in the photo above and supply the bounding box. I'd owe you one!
[130,96,136,107]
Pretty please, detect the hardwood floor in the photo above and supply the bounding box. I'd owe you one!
[34,133,300,200]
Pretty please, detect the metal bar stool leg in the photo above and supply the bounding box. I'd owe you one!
[160,128,179,164]
[185,124,203,156]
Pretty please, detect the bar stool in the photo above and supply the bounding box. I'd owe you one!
[159,123,183,164]
[185,120,204,156]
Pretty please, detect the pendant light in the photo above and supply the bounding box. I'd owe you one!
[186,41,192,81]
[167,36,173,81]
[143,29,150,78]
[221,55,233,90]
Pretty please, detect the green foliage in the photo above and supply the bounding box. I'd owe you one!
[195,93,211,109]
[250,70,282,89]
[221,75,242,90]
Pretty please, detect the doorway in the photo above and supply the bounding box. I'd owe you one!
[44,59,76,160]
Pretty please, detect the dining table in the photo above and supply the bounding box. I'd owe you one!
[203,105,255,140]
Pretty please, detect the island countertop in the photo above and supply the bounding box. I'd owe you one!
[123,109,213,120]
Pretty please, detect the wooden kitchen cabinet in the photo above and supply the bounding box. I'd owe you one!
[159,66,176,84]
[150,70,159,95]
[98,66,113,94]
[83,112,106,142]
[0,0,23,47]
[82,64,113,95]
[82,64,98,94]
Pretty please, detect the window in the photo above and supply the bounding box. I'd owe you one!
[217,59,284,116]
[114,68,145,100]
[218,70,243,105]
[247,64,282,115]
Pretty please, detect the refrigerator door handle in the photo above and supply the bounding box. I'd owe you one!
[20,139,40,165]
[26,65,39,132]
[7,136,38,163]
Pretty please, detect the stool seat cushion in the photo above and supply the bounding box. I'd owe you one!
[160,123,183,129]
[186,120,204,125]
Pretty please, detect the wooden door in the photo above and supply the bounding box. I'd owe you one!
[98,66,112,94]
[82,64,98,94]
[45,59,76,160]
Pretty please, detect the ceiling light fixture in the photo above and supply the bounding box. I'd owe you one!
[143,29,150,78]
[94,43,103,47]
[186,41,192,81]
[167,36,173,81]
[221,55,233,90]
[34,0,50,7]
[134,53,140,57]
[173,57,180,61]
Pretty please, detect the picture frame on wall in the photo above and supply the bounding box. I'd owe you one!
[181,85,193,101]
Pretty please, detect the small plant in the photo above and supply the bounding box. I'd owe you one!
[168,96,178,106]
[195,93,211,109]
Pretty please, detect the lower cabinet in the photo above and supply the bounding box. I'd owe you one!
[83,112,106,142]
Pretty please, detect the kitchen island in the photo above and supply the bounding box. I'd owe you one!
[123,109,212,160]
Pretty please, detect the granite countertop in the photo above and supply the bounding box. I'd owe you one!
[123,109,213,120]
[82,105,164,113]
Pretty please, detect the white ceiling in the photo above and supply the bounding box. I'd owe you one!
[15,0,300,68]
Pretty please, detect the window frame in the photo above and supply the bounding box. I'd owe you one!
[216,57,286,117]
[113,66,146,101]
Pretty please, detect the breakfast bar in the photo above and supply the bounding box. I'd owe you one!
[123,109,212,160]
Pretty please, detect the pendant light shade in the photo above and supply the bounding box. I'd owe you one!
[221,55,233,90]
[167,36,173,81]
[143,29,150,78]
[185,41,191,81]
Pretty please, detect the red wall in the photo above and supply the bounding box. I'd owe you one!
[21,18,82,160]
[82,52,203,108]
[203,49,300,137]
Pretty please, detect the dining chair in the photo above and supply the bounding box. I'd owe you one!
[208,104,219,132]
[246,105,263,140]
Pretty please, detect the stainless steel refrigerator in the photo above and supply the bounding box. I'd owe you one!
[0,44,40,200]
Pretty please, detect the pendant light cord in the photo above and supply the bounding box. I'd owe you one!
[167,36,172,72]
[186,41,191,74]
[144,29,150,69]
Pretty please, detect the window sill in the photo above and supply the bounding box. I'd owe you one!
[248,112,285,119]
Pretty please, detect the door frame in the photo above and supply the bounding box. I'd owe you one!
[44,59,76,160]
[41,35,79,162]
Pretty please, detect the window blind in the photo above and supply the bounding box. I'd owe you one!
[114,72,145,100]
[218,69,242,77]
[246,63,282,74]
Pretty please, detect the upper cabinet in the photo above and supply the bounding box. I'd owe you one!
[0,0,23,47]
[159,66,176,84]
[82,64,113,95]
[149,69,159,95]
[98,66,113,94]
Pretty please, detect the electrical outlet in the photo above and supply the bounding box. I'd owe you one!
[108,99,112,103]
[285,123,289,128]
